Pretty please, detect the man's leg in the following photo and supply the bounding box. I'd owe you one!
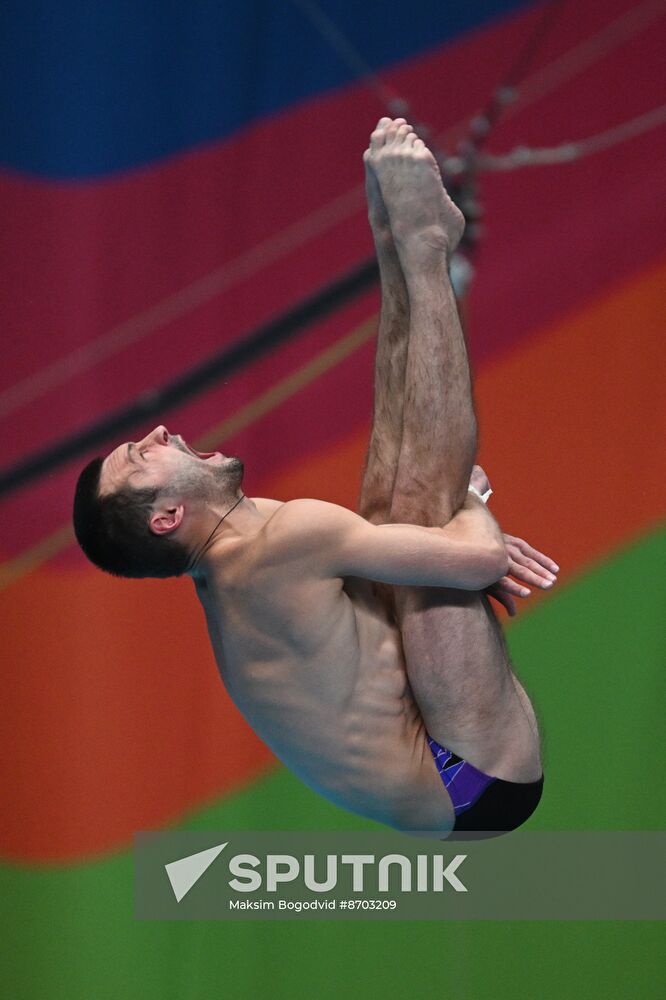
[358,118,410,526]
[372,124,541,783]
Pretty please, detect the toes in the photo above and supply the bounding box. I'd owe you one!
[370,117,394,149]
[371,117,419,154]
[384,118,408,144]
[369,130,386,151]
[382,119,417,147]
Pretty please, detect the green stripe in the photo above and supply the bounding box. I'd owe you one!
[507,528,666,830]
[2,528,664,1000]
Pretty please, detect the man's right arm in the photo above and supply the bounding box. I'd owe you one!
[273,498,508,591]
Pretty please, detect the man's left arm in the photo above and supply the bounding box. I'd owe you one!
[469,466,560,615]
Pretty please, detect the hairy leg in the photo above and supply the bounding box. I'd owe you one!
[374,125,541,782]
[358,118,410,525]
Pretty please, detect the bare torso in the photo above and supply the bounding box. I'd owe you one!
[195,498,453,831]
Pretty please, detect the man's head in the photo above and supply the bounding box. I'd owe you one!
[73,425,244,578]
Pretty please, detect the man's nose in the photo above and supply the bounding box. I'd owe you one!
[140,425,169,447]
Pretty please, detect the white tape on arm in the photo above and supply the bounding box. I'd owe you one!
[468,485,493,504]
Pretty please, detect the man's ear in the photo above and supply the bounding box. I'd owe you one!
[149,504,185,536]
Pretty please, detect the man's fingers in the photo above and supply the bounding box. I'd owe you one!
[487,585,517,616]
[507,546,558,583]
[513,537,559,573]
[507,559,554,589]
[519,555,556,581]
[498,576,531,598]
[499,594,517,616]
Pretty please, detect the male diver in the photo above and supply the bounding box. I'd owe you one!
[74,119,558,835]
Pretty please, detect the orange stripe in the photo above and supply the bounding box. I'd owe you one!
[0,567,275,862]
[477,257,666,574]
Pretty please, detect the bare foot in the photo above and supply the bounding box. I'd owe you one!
[369,118,464,264]
[364,117,401,250]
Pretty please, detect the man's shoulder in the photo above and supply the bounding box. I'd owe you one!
[260,498,361,561]
[251,497,285,518]
[267,498,356,532]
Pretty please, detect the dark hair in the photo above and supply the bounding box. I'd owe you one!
[72,457,190,579]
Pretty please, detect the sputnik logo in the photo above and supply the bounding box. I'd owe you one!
[165,842,228,902]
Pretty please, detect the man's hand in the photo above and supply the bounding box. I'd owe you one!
[466,466,559,615]
[486,535,560,616]
[469,464,491,497]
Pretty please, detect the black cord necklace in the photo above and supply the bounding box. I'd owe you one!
[187,494,245,574]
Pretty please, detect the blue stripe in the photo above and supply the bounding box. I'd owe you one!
[0,0,534,179]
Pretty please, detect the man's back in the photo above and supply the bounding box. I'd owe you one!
[194,496,456,831]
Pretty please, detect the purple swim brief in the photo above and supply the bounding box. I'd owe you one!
[427,735,496,815]
[427,734,544,833]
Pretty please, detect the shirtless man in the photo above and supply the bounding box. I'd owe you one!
[73,119,557,835]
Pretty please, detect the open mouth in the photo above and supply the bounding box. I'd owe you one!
[177,438,220,461]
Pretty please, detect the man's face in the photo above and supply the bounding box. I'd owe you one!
[99,425,242,500]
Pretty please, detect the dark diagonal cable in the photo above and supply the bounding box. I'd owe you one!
[0,257,379,498]
[461,0,568,155]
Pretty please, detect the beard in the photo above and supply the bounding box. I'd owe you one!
[218,456,244,491]
[166,453,244,504]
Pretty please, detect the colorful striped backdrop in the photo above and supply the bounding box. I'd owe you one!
[1,1,664,997]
